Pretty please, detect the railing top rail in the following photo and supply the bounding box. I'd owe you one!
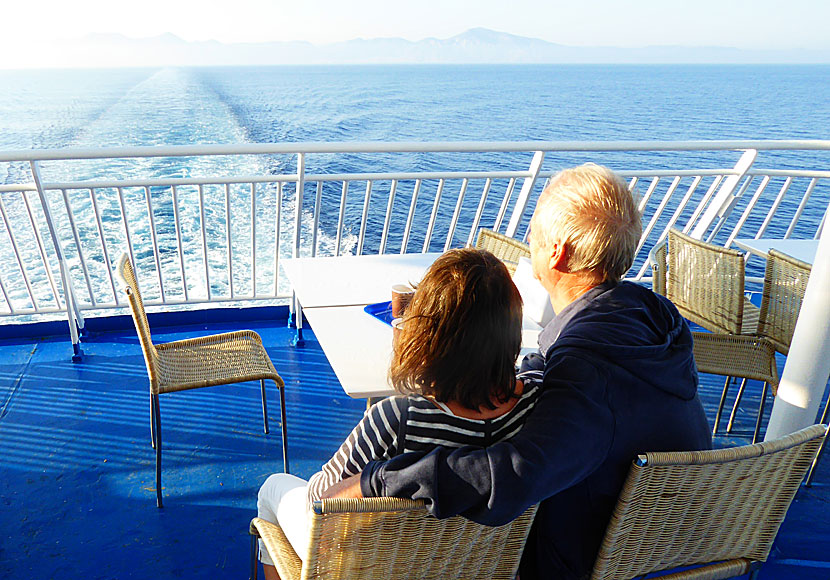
[5,168,829,194]
[0,184,37,193]
[2,139,830,163]
[26,170,533,191]
[747,168,830,178]
[5,168,828,194]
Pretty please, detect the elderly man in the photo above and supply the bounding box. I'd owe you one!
[326,163,712,580]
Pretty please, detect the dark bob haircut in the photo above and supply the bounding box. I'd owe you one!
[389,248,523,411]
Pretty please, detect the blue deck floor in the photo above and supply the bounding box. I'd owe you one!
[0,309,828,579]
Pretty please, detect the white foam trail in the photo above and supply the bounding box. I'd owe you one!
[8,68,347,309]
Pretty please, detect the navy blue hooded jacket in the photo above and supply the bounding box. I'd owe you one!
[361,280,712,579]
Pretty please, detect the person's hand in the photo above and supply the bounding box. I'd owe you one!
[321,473,364,499]
[519,351,545,374]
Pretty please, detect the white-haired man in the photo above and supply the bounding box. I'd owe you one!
[326,164,712,580]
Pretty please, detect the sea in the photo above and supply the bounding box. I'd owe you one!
[0,64,828,310]
[2,64,829,150]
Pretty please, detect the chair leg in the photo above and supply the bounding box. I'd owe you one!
[261,379,269,434]
[279,382,289,474]
[152,393,164,508]
[726,378,748,434]
[150,392,156,449]
[712,376,732,435]
[752,382,769,444]
[250,531,259,580]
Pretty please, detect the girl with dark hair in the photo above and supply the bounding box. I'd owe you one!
[256,248,543,579]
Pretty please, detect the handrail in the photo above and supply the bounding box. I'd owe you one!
[2,139,830,162]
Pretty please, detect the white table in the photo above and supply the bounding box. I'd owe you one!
[282,253,442,307]
[283,253,544,399]
[733,238,819,265]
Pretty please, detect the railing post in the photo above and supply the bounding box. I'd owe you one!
[30,161,84,362]
[293,153,305,260]
[690,149,756,240]
[289,153,305,345]
[505,150,544,238]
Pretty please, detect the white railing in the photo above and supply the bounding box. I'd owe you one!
[1,140,829,352]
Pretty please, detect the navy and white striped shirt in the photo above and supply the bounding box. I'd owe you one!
[307,372,543,503]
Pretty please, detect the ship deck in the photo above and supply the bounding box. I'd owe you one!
[1,307,828,579]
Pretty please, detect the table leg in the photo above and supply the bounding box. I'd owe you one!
[289,292,305,346]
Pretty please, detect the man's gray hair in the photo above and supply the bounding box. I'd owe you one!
[531,163,642,282]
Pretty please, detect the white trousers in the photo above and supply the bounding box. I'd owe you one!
[256,473,310,565]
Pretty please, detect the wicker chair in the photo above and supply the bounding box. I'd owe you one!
[589,423,827,580]
[696,248,812,443]
[662,229,749,334]
[249,498,538,580]
[755,248,813,355]
[116,253,288,508]
[649,230,777,440]
[474,228,531,275]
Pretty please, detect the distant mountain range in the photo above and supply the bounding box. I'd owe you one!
[26,28,830,68]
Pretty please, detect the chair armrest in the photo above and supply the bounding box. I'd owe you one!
[647,241,667,296]
[250,517,303,580]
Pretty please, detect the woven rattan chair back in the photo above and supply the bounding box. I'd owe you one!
[757,248,812,355]
[474,228,531,275]
[590,424,827,580]
[666,229,746,334]
[117,254,160,387]
[251,498,538,580]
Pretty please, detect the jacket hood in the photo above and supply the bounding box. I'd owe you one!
[548,282,699,400]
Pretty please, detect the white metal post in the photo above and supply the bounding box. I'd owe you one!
[505,151,544,238]
[290,153,306,344]
[690,149,756,240]
[765,212,830,440]
[30,161,84,361]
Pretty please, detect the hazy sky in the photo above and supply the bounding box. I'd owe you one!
[3,0,828,68]
[4,0,827,48]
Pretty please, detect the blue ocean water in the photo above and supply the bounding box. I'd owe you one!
[2,64,829,152]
